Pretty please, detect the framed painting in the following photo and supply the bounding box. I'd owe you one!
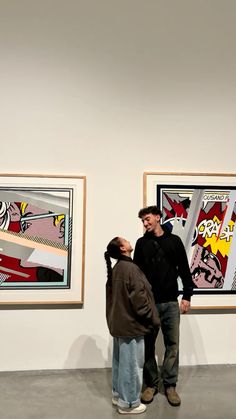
[0,174,86,305]
[144,172,236,309]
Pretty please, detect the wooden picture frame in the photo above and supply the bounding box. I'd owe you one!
[0,174,86,305]
[144,172,236,309]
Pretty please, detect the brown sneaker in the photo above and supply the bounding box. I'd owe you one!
[165,386,181,406]
[141,387,157,404]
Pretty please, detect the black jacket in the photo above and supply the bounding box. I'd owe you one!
[106,256,160,338]
[133,229,194,303]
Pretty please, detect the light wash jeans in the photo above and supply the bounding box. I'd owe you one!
[112,336,144,408]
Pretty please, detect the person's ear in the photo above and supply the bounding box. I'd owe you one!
[120,244,126,253]
[57,218,65,239]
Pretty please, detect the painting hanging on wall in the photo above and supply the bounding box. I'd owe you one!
[0,174,86,305]
[144,172,236,308]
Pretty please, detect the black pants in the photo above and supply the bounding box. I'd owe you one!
[143,301,180,390]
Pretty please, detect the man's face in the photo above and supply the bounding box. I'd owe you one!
[141,213,160,232]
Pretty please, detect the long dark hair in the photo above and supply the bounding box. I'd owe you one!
[104,237,121,284]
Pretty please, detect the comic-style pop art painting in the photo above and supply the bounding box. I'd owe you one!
[158,187,236,292]
[144,173,236,306]
[0,191,70,287]
[0,175,86,305]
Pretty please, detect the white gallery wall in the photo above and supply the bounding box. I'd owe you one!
[0,0,235,371]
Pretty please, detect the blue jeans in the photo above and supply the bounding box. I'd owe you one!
[143,301,180,389]
[112,336,144,408]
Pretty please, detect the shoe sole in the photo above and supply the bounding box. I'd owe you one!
[167,400,181,407]
[165,396,181,407]
[118,407,147,415]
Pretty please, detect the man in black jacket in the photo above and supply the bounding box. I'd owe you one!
[134,206,194,407]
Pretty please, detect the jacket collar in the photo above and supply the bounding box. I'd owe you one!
[144,225,171,239]
[118,255,133,262]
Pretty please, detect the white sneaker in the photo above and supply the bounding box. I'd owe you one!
[118,403,147,414]
[112,397,118,406]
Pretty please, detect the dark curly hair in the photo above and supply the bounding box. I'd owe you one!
[138,205,162,218]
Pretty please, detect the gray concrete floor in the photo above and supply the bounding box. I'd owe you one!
[0,365,235,419]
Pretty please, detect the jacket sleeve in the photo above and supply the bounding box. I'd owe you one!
[175,236,194,301]
[128,266,160,329]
